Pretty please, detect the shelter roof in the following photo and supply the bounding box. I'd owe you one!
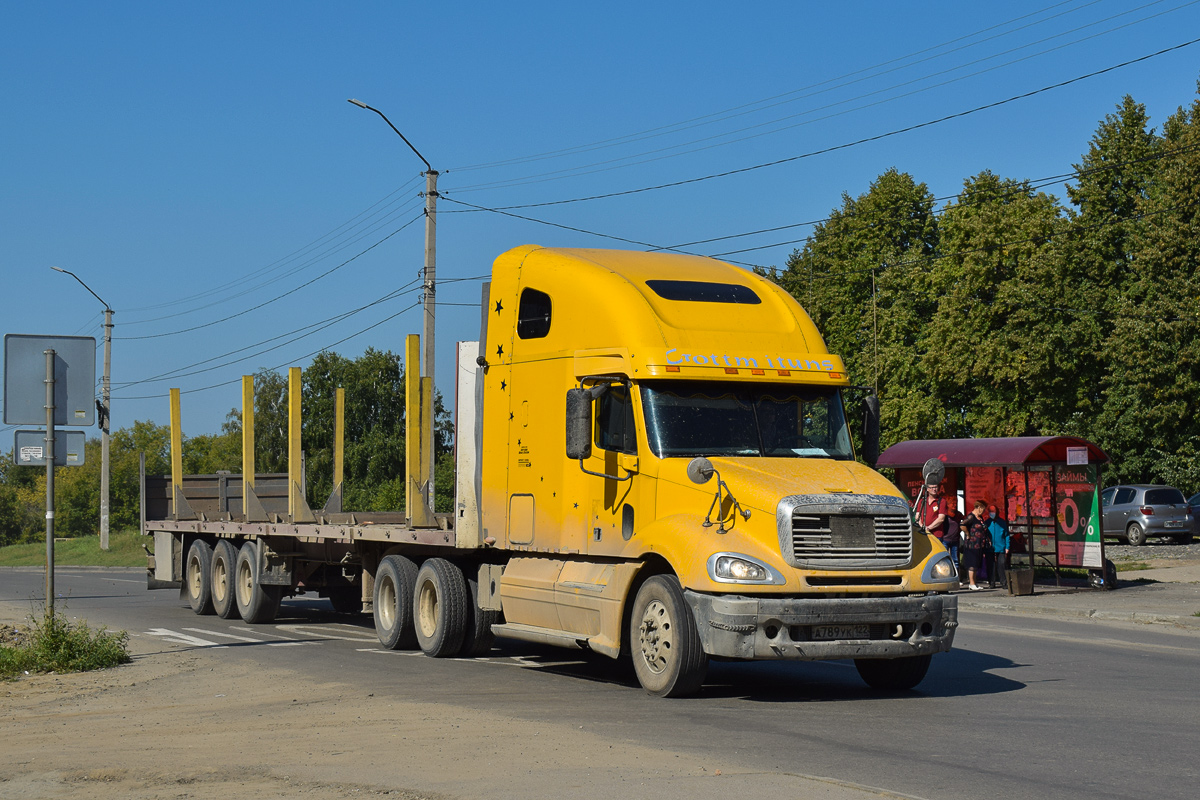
[876,436,1109,468]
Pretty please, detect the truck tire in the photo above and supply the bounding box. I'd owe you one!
[854,654,932,691]
[414,558,469,658]
[459,575,499,657]
[630,575,708,697]
[211,540,240,620]
[235,541,281,624]
[185,539,215,615]
[374,555,419,650]
[1126,523,1147,547]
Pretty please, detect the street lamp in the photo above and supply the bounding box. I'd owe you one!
[348,98,439,509]
[51,266,113,550]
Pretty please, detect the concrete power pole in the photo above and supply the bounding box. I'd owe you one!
[421,169,438,507]
[348,98,439,508]
[100,307,112,550]
[51,266,113,549]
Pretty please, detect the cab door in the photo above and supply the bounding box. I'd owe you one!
[582,382,654,557]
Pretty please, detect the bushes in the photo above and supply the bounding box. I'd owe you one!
[0,609,131,678]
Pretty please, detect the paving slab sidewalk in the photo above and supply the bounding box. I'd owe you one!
[956,563,1200,629]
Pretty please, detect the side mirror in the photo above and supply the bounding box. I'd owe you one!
[565,388,593,460]
[862,394,880,466]
[687,456,715,485]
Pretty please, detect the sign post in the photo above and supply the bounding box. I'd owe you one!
[4,334,97,617]
[44,349,56,615]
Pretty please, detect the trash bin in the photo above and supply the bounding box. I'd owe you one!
[1007,568,1035,596]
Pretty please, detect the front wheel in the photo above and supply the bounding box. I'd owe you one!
[630,575,708,697]
[1126,523,1147,547]
[855,654,932,691]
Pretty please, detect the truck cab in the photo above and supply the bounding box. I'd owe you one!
[476,246,958,695]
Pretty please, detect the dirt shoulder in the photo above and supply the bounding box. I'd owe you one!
[0,604,895,800]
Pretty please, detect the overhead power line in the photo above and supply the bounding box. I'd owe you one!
[116,214,424,341]
[442,35,1200,213]
[449,0,1105,174]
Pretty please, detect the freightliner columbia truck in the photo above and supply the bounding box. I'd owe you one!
[144,245,959,697]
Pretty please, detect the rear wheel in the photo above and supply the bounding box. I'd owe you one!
[414,558,469,657]
[185,539,215,615]
[234,541,281,623]
[630,575,708,697]
[373,555,419,650]
[211,540,239,619]
[1126,523,1147,547]
[855,654,932,691]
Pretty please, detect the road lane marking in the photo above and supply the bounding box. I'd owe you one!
[183,627,311,646]
[276,624,376,642]
[145,628,227,648]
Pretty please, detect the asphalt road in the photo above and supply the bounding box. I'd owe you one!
[4,568,1198,800]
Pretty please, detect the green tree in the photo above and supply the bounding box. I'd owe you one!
[924,171,1069,437]
[1095,88,1200,488]
[774,169,941,449]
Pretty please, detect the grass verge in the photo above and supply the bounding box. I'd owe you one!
[0,529,146,567]
[0,608,131,678]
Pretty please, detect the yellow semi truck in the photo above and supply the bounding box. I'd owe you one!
[144,245,959,697]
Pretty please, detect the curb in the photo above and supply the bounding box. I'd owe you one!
[958,598,1200,629]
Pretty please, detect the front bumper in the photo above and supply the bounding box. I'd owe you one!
[684,591,957,661]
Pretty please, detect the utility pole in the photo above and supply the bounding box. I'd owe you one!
[348,99,438,508]
[51,267,113,549]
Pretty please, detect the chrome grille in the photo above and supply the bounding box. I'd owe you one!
[778,494,914,569]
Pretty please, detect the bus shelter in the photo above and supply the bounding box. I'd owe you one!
[876,436,1110,577]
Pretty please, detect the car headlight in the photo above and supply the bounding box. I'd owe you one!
[922,554,958,584]
[707,552,785,585]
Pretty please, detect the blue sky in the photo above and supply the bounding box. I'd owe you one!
[3,1,1199,438]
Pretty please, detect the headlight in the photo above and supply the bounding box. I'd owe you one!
[707,552,785,584]
[923,555,958,584]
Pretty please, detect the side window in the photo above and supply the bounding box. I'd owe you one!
[1100,488,1114,508]
[1113,487,1136,506]
[595,384,636,454]
[517,288,552,339]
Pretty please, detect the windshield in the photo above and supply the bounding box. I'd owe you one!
[641,380,854,459]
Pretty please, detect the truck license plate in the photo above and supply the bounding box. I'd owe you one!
[812,624,870,640]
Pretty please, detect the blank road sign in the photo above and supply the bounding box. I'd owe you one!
[3,334,96,426]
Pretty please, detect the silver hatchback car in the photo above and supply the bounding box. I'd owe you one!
[1100,485,1193,545]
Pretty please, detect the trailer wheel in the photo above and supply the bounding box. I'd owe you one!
[374,555,419,650]
[630,575,708,697]
[211,540,240,619]
[854,654,932,691]
[459,575,499,657]
[185,539,215,615]
[234,541,281,623]
[414,558,468,658]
